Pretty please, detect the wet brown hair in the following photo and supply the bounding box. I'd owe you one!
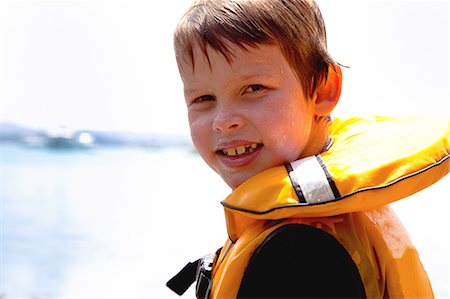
[174,0,336,98]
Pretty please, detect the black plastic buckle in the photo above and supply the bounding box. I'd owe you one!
[166,259,200,296]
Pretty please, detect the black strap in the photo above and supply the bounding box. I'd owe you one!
[166,259,200,296]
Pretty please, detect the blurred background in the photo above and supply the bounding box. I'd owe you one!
[0,0,448,298]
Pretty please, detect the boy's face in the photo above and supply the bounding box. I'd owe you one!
[180,43,314,189]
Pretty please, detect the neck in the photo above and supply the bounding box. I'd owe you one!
[301,115,331,157]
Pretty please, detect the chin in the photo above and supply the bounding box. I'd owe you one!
[224,179,241,190]
[220,174,241,190]
[222,173,254,190]
[222,164,277,190]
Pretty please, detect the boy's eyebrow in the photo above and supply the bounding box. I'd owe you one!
[184,72,277,97]
[236,69,276,79]
[184,87,204,97]
[183,62,279,96]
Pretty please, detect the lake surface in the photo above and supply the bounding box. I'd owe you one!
[1,144,448,298]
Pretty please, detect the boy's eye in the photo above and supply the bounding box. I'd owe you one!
[192,95,215,104]
[244,84,266,93]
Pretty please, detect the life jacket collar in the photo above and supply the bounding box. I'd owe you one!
[221,116,449,241]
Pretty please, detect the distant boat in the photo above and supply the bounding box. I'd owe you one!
[45,126,94,150]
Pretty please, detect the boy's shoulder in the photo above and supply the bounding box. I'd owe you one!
[238,223,365,298]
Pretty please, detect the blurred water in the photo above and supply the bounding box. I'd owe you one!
[1,144,448,298]
[1,144,229,298]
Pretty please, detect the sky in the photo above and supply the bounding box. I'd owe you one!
[0,0,448,135]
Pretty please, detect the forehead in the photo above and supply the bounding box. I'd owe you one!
[179,42,285,78]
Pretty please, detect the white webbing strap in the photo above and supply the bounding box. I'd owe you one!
[286,155,340,204]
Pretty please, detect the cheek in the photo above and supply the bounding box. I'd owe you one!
[266,105,313,161]
[189,115,213,158]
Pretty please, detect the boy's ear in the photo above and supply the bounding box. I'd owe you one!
[313,64,342,116]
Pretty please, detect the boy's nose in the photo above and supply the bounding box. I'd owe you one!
[212,105,245,134]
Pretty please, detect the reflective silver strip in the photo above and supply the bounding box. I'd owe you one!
[289,156,337,204]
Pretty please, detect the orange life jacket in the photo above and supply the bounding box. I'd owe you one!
[211,116,448,298]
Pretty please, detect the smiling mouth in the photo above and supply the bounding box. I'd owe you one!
[217,143,262,156]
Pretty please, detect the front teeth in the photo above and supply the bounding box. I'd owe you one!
[236,146,246,155]
[221,143,258,156]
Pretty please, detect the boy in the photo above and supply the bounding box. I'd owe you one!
[167,0,449,298]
